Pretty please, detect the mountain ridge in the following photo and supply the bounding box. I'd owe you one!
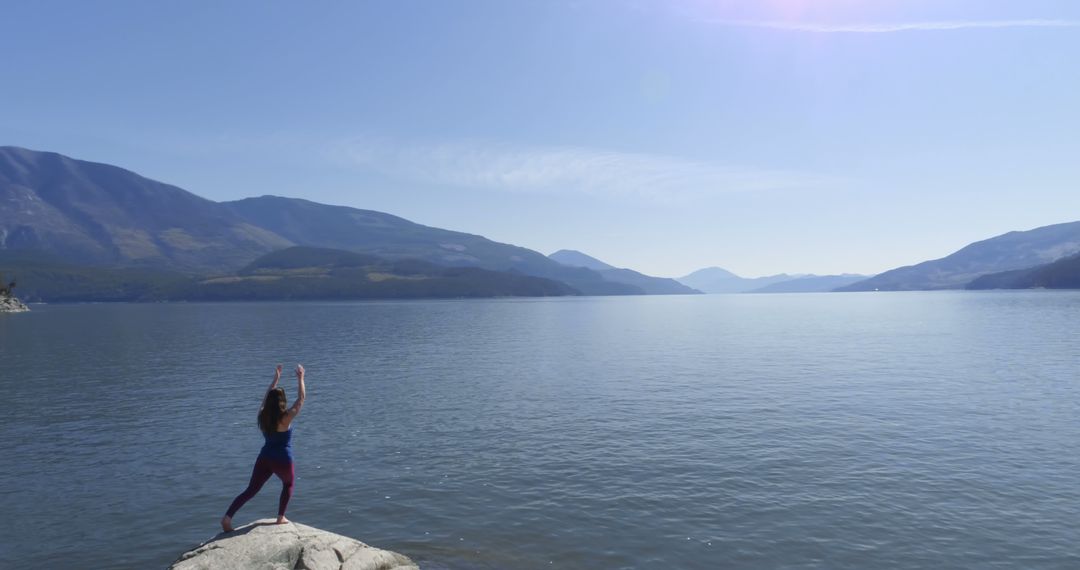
[223,195,641,295]
[549,249,615,271]
[0,146,639,296]
[0,145,290,270]
[839,221,1080,291]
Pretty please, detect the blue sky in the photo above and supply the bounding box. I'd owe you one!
[3,0,1079,277]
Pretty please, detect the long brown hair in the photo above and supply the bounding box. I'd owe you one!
[258,387,287,434]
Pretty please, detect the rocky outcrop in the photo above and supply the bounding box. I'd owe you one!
[170,520,419,570]
[0,295,29,312]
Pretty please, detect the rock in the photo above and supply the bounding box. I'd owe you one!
[170,520,419,570]
[0,295,29,313]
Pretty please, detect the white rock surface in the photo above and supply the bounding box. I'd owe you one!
[0,296,29,312]
[170,519,419,570]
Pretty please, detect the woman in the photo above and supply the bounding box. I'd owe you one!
[221,364,306,533]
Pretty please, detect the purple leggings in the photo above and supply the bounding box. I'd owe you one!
[225,456,295,518]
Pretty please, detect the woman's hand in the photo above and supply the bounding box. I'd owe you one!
[274,364,283,379]
[295,364,305,379]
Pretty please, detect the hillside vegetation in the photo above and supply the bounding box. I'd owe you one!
[1,247,577,302]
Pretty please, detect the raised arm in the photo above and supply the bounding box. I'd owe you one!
[263,364,283,405]
[286,364,306,419]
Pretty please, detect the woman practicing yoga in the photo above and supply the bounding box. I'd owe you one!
[221,364,306,533]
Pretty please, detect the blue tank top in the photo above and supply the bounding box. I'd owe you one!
[259,428,293,462]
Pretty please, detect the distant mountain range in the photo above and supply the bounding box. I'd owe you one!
[839,221,1080,291]
[675,267,799,293]
[674,267,867,294]
[548,249,700,295]
[7,146,1080,299]
[0,146,646,299]
[672,222,1080,295]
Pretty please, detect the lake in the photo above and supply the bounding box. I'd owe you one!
[2,292,1079,569]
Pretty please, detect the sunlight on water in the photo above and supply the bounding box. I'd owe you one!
[2,292,1080,569]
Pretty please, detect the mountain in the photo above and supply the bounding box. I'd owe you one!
[0,147,639,296]
[677,267,797,294]
[0,146,290,271]
[967,252,1080,290]
[547,249,699,295]
[749,274,868,293]
[838,221,1080,291]
[548,249,615,271]
[223,196,640,295]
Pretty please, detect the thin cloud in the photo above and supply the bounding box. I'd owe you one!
[704,18,1080,33]
[335,138,830,203]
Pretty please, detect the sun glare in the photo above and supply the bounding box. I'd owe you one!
[699,0,879,24]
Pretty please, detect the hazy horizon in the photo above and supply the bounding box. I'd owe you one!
[3,0,1078,278]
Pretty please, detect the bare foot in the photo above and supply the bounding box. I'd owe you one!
[220,516,234,533]
[276,516,290,525]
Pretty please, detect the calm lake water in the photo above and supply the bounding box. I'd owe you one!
[2,292,1080,569]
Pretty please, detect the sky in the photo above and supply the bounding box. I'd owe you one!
[2,0,1079,278]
